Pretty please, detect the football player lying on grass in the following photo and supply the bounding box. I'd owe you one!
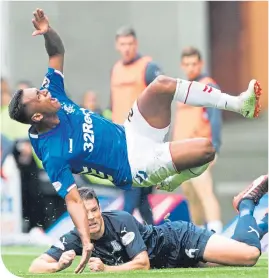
[29,176,268,273]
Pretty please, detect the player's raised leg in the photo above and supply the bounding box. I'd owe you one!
[202,175,268,266]
[137,75,262,130]
[136,75,261,179]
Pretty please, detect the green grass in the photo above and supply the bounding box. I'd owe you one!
[1,246,268,278]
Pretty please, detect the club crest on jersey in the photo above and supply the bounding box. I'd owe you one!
[110,240,122,254]
[42,76,50,88]
[61,103,75,114]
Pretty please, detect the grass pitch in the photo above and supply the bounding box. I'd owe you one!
[1,246,268,278]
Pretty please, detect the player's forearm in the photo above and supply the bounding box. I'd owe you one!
[44,27,65,57]
[29,259,60,273]
[104,259,150,272]
[65,190,91,246]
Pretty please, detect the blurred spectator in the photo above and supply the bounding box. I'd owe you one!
[172,46,223,233]
[110,26,163,225]
[1,77,29,140]
[16,80,33,90]
[111,25,162,124]
[82,90,112,120]
[82,90,103,115]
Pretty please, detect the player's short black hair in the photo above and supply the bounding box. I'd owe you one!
[181,46,202,60]
[78,187,100,206]
[116,26,136,39]
[8,89,30,124]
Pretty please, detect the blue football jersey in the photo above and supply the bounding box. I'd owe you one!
[29,68,132,198]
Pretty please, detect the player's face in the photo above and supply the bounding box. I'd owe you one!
[181,55,203,80]
[116,35,138,63]
[84,198,104,237]
[22,88,61,122]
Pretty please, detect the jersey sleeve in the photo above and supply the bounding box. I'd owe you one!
[45,230,82,261]
[145,62,163,86]
[40,68,69,101]
[118,212,147,259]
[43,156,76,199]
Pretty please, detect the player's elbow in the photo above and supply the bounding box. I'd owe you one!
[144,258,150,270]
[137,255,150,270]
[28,260,42,273]
[138,258,150,270]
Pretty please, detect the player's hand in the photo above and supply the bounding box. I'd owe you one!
[57,250,76,271]
[74,242,94,274]
[32,8,49,36]
[88,257,105,272]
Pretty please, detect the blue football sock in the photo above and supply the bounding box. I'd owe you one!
[232,214,261,252]
[257,213,268,240]
[238,199,255,216]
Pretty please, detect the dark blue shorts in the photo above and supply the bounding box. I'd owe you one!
[151,221,214,268]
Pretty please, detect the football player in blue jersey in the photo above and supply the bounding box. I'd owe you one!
[8,9,262,273]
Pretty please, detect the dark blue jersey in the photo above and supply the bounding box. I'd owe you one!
[45,210,197,268]
[29,68,132,198]
[46,211,148,265]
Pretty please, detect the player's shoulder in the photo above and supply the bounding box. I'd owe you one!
[42,153,68,170]
[29,125,63,147]
[30,136,67,168]
[102,211,135,233]
[103,210,134,221]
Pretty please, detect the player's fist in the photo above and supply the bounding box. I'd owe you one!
[88,257,105,272]
[32,8,49,36]
[58,250,76,270]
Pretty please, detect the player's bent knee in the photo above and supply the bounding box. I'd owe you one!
[199,138,216,164]
[242,247,260,267]
[152,75,176,94]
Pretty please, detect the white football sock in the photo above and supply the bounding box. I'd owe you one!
[174,79,240,113]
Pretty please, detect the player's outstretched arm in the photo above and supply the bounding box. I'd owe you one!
[65,186,94,273]
[31,8,65,72]
[29,251,76,273]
